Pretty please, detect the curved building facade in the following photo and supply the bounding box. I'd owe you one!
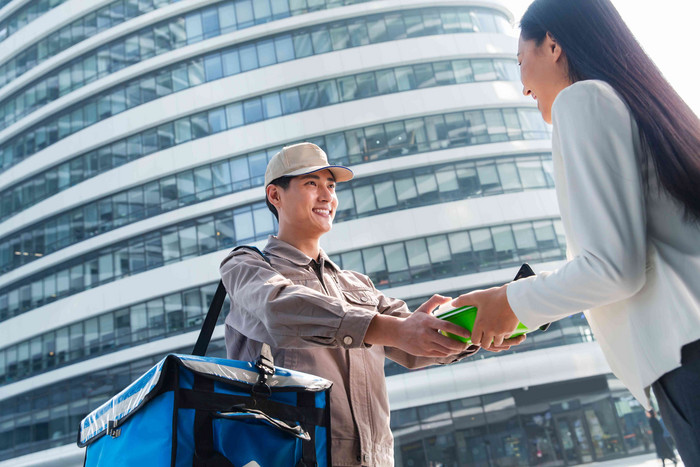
[0,0,656,465]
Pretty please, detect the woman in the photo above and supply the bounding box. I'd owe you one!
[451,0,700,462]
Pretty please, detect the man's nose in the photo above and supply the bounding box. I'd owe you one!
[522,86,530,96]
[318,185,331,201]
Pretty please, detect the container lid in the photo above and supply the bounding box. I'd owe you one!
[78,354,332,447]
[434,305,475,320]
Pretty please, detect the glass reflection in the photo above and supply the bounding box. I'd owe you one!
[391,376,650,466]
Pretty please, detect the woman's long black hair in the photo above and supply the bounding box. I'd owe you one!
[520,0,700,221]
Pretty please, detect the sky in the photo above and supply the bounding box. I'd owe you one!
[499,0,700,117]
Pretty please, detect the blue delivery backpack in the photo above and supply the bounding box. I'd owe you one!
[77,248,333,466]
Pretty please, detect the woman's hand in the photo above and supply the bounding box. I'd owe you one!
[451,284,522,350]
[483,334,526,352]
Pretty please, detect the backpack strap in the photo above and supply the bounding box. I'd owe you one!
[231,245,271,265]
[191,246,271,357]
[192,246,323,466]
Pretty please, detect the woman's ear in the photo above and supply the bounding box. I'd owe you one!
[545,31,564,62]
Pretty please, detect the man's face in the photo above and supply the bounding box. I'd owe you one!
[276,169,338,237]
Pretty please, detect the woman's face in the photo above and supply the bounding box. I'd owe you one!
[517,33,571,124]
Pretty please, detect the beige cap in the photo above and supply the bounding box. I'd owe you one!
[264,142,353,186]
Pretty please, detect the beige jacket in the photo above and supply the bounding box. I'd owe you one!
[220,236,477,466]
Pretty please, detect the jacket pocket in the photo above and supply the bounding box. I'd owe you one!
[341,288,379,308]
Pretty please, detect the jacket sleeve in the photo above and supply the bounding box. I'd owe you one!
[220,250,376,349]
[370,281,480,368]
[507,81,647,329]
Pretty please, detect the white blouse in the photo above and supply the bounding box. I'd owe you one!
[507,80,700,408]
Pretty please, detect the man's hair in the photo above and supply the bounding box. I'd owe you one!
[266,176,293,221]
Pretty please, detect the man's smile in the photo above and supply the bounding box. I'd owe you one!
[312,208,331,217]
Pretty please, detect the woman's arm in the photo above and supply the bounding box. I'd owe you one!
[454,81,647,346]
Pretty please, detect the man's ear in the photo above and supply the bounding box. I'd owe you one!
[267,184,282,209]
[545,31,564,62]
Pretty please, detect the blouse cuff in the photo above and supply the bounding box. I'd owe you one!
[506,277,549,330]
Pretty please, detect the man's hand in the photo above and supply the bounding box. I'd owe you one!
[365,295,472,357]
[451,284,522,350]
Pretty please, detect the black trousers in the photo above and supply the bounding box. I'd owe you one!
[652,338,700,465]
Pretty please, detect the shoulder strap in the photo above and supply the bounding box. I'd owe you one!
[191,246,271,356]
[232,245,271,265]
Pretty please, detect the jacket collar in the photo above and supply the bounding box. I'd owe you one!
[264,236,339,271]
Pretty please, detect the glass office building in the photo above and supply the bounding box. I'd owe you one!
[0,0,657,465]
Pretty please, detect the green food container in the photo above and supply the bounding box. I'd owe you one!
[435,305,535,345]
[434,264,551,345]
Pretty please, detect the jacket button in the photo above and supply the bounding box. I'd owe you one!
[343,336,353,346]
[360,294,368,302]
